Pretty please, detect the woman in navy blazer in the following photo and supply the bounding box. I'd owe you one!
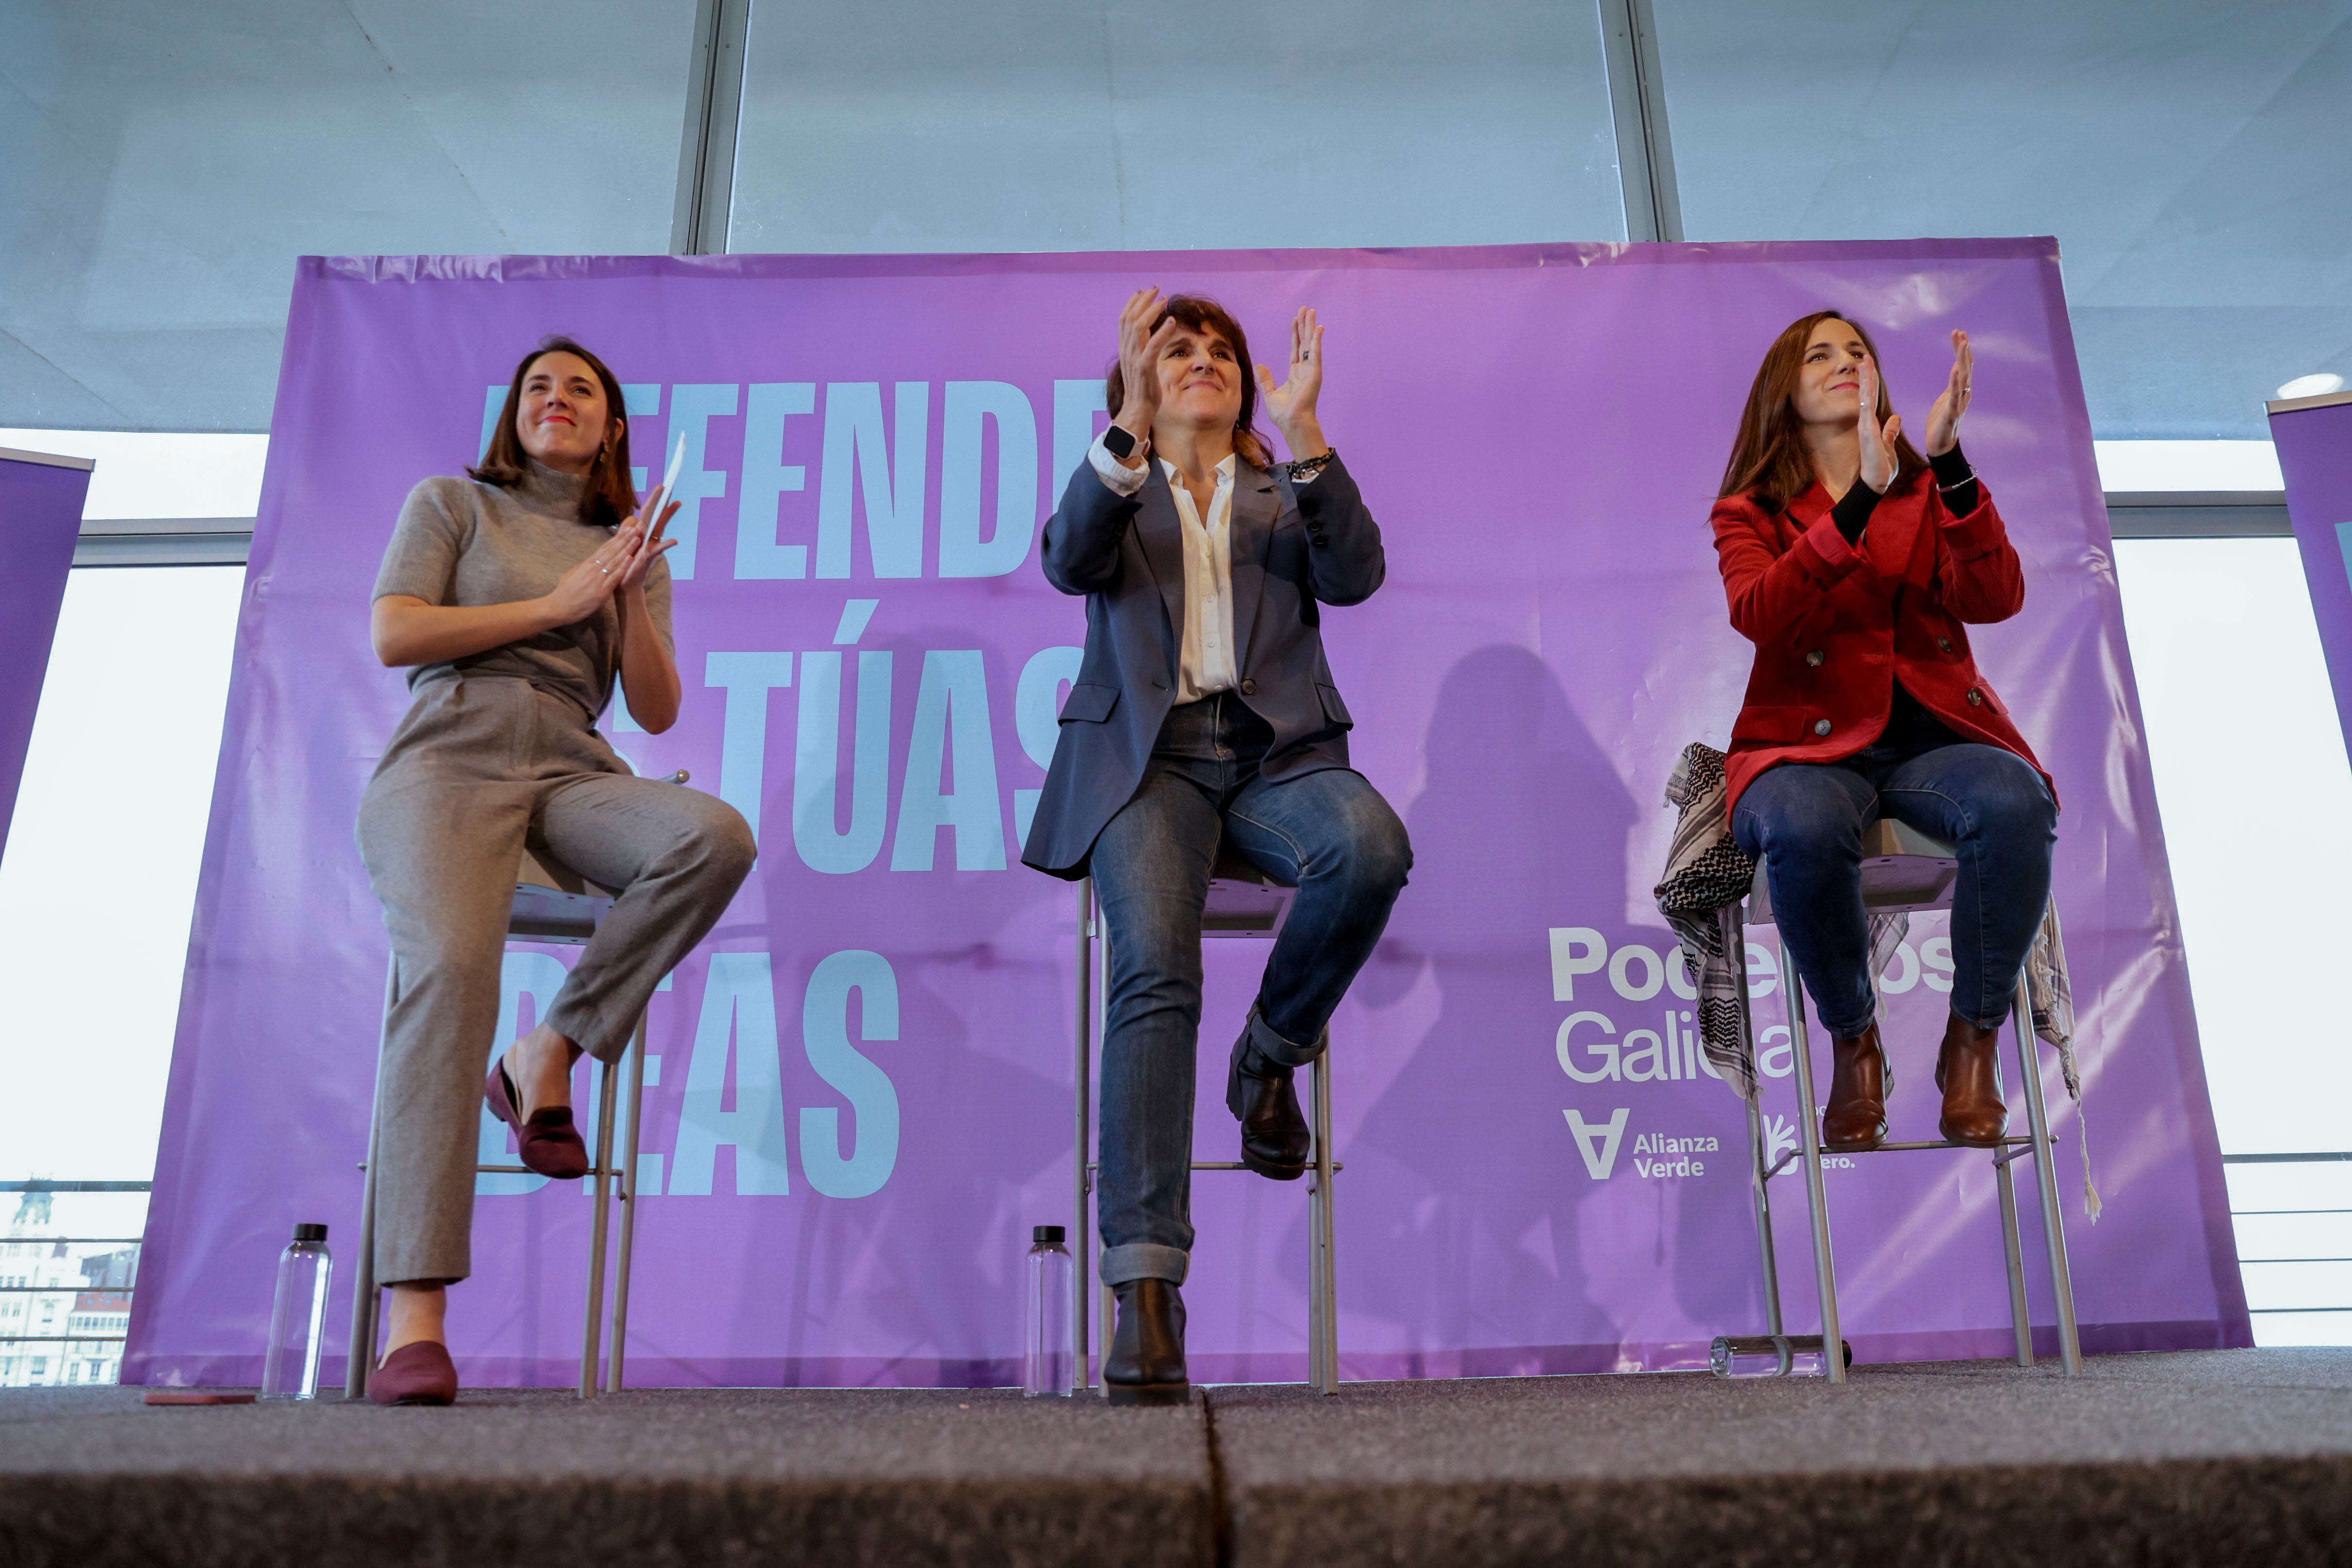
[1712,311,2057,1156]
[1022,290,1410,1404]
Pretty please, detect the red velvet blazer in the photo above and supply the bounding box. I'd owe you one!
[1710,468,2053,813]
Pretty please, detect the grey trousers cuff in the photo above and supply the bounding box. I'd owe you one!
[1102,1243,1189,1287]
[544,997,632,1065]
[1248,1007,1328,1071]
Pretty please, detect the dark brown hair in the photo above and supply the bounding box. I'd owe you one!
[1718,310,1926,513]
[471,335,638,528]
[1104,294,1274,470]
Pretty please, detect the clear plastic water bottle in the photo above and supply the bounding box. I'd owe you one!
[260,1223,332,1400]
[1709,1333,1850,1379]
[1023,1225,1074,1398]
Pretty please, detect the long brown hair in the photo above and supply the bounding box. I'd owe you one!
[1718,310,1926,513]
[1104,294,1274,471]
[470,335,638,529]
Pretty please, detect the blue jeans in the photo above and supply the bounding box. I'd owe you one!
[1089,693,1412,1286]
[1732,739,2056,1038]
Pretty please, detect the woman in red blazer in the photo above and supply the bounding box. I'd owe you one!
[1713,311,2056,1155]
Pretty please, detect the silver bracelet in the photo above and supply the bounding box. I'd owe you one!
[1287,448,1337,483]
[1936,465,1977,492]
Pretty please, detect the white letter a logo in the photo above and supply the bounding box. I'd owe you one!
[1563,1108,1631,1180]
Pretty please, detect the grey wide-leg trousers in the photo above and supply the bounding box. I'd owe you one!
[356,676,756,1285]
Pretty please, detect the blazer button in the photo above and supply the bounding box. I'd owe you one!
[1966,688,1984,706]
[1310,534,1329,548]
[1241,678,1257,695]
[1812,718,1831,736]
[1938,636,1954,653]
[1804,649,1824,667]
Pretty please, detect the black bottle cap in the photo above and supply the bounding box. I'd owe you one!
[1032,1225,1066,1244]
[292,1223,327,1243]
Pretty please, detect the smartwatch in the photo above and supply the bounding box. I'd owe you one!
[1103,425,1141,462]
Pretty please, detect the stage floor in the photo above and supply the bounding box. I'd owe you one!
[6,1348,2351,1567]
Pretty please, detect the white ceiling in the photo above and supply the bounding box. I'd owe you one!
[2,0,2343,438]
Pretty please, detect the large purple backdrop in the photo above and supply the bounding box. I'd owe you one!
[127,241,2249,1388]
[0,449,92,858]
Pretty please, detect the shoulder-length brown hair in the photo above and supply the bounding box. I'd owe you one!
[1718,310,1926,513]
[1104,294,1274,470]
[470,335,638,529]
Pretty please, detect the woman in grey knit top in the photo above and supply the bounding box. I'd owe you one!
[355,337,756,1404]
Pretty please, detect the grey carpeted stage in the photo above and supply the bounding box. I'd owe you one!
[6,1348,2351,1567]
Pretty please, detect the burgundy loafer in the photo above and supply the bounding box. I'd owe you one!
[485,1059,590,1180]
[368,1340,458,1406]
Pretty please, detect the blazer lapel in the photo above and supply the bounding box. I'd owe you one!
[1784,483,1833,550]
[1228,466,1278,673]
[1133,465,1188,666]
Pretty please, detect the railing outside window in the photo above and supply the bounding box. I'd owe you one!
[2224,1154,2352,1346]
[0,1181,149,1388]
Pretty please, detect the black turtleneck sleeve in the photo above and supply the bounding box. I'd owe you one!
[1829,478,1882,546]
[1929,442,1978,516]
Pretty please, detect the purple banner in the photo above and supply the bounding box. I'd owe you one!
[2271,391,2352,767]
[0,450,91,858]
[128,243,2248,1388]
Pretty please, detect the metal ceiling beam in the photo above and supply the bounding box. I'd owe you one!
[1598,0,1683,244]
[670,0,755,256]
[2104,491,2291,539]
[73,517,252,567]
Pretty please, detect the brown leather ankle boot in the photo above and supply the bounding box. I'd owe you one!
[1935,1014,2010,1146]
[1821,1023,1889,1152]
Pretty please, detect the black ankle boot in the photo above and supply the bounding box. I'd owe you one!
[1226,1013,1312,1180]
[1105,1278,1189,1406]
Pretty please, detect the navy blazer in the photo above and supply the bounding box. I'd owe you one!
[1019,450,1386,879]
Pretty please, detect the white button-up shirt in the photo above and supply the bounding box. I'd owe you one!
[1089,437,1239,703]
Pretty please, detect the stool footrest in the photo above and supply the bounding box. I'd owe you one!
[359,1161,631,1181]
[1084,1159,1345,1174]
[1762,1135,2042,1180]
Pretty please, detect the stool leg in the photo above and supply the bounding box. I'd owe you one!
[346,1106,384,1401]
[1309,1053,1339,1396]
[1781,932,1845,1384]
[2012,974,2083,1374]
[1726,911,1784,1338]
[605,1013,650,1394]
[579,1052,621,1398]
[1996,1150,2034,1367]
[344,962,396,1401]
[1073,878,1093,1393]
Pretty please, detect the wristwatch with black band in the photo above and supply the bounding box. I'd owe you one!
[1287,448,1337,483]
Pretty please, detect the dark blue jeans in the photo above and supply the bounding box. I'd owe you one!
[1089,693,1412,1286]
[1731,739,2056,1039]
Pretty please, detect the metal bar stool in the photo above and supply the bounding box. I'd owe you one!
[1726,816,2082,1383]
[1070,841,1343,1397]
[344,830,660,1401]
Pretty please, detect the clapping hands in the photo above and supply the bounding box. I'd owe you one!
[1256,307,1328,458]
[1923,330,1972,458]
[541,496,680,627]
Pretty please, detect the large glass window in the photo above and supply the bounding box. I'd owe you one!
[1,1,702,431]
[729,0,1629,253]
[2113,536,2352,1344]
[1651,1,2352,439]
[0,568,245,1183]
